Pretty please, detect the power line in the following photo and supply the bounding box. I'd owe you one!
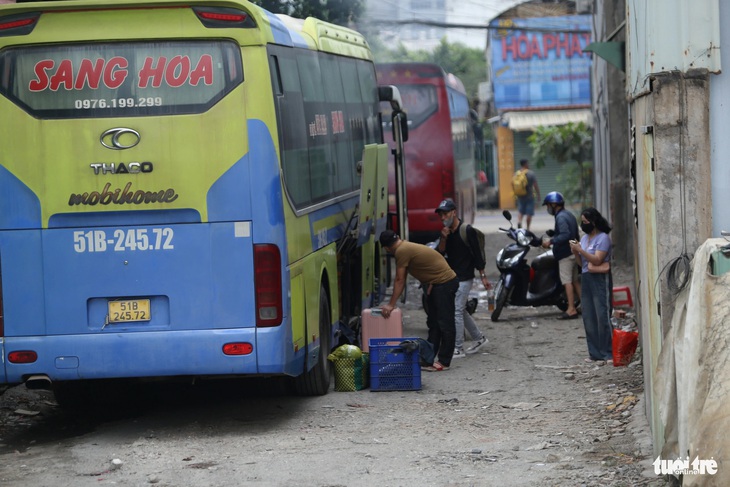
[364,18,590,34]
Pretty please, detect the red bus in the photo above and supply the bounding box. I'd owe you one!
[377,62,476,242]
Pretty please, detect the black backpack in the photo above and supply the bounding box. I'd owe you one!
[458,224,486,263]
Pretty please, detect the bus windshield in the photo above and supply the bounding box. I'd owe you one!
[0,41,243,118]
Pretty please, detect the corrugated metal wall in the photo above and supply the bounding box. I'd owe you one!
[710,2,730,236]
[627,0,720,97]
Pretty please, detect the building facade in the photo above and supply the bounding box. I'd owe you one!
[484,1,594,210]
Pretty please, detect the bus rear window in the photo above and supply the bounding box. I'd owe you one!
[0,40,243,119]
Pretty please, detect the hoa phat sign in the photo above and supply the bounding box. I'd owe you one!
[489,15,592,110]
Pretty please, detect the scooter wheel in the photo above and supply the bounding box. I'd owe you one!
[490,279,509,322]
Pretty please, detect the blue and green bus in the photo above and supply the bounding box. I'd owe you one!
[0,0,406,402]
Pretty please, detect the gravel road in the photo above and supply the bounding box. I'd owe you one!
[0,221,670,487]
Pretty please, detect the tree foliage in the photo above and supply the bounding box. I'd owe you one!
[252,0,363,26]
[251,3,485,105]
[527,122,593,207]
[368,38,486,105]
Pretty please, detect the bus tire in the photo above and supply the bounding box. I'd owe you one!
[292,285,332,396]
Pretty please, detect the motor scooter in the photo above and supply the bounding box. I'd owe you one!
[491,210,570,321]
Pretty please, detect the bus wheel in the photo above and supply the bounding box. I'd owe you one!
[292,285,332,396]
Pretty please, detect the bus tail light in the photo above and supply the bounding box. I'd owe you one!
[222,342,254,356]
[8,350,37,364]
[193,7,256,28]
[254,244,282,327]
[0,14,39,36]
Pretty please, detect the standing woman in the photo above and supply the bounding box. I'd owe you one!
[569,208,613,364]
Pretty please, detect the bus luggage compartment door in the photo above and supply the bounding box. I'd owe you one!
[15,222,256,336]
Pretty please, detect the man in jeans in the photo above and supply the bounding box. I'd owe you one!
[435,199,491,359]
[379,230,458,371]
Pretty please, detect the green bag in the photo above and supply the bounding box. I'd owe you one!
[331,353,369,391]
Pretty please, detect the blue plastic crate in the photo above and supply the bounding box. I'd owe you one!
[369,337,421,391]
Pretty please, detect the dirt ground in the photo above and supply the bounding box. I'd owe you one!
[0,226,672,487]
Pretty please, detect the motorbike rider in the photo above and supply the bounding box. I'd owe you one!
[541,192,581,319]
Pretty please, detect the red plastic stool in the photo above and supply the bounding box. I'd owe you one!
[612,286,633,308]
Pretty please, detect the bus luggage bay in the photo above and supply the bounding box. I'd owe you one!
[0,0,406,401]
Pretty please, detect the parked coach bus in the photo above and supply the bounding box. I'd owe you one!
[0,0,406,404]
[376,62,476,243]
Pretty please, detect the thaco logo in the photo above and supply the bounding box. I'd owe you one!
[100,128,141,150]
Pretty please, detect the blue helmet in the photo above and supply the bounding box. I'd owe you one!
[542,191,564,205]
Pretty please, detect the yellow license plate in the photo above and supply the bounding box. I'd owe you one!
[108,299,151,323]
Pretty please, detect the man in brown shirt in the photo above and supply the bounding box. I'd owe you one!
[379,230,458,370]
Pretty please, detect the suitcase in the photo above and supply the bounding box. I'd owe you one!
[361,308,403,353]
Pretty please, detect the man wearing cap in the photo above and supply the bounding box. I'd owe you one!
[435,199,490,359]
[379,230,458,371]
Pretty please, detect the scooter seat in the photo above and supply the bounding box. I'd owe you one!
[531,251,556,271]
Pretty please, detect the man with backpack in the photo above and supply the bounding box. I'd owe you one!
[513,159,540,231]
[435,199,491,359]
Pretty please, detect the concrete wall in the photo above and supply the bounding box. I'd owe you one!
[591,0,632,264]
[631,70,713,455]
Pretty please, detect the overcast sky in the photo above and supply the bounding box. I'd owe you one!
[0,0,526,48]
[370,0,527,49]
[448,0,527,48]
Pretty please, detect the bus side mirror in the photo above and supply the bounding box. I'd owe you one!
[378,85,401,111]
[379,85,408,143]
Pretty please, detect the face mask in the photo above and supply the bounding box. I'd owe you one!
[547,205,555,216]
[581,222,595,234]
[442,216,454,228]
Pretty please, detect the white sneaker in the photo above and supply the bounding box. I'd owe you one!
[465,337,488,354]
[452,348,466,359]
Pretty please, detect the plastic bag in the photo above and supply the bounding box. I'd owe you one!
[330,354,369,391]
[328,345,368,391]
[327,344,362,361]
[612,328,639,366]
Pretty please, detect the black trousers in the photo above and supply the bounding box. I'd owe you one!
[425,278,459,366]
